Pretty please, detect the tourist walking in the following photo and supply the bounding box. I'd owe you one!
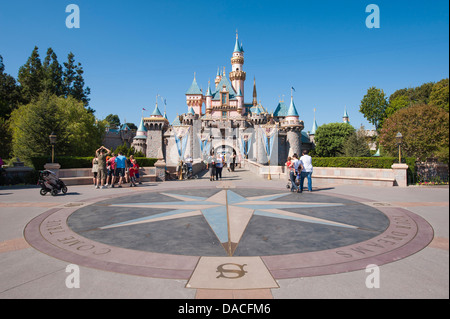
[294,153,304,193]
[285,156,294,191]
[289,154,300,192]
[299,149,313,192]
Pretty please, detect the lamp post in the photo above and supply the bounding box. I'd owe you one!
[395,132,403,164]
[49,132,57,163]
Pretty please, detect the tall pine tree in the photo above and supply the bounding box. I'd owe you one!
[0,55,21,119]
[42,48,63,96]
[63,52,91,111]
[17,46,43,103]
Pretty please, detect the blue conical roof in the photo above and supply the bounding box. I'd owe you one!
[234,34,244,53]
[311,119,318,134]
[137,117,147,132]
[287,96,299,117]
[343,107,349,118]
[186,76,202,95]
[151,103,163,117]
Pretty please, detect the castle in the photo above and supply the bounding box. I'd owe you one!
[103,33,317,165]
[102,34,378,165]
[130,33,312,166]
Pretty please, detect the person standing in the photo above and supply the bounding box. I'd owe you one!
[285,156,293,191]
[299,149,313,192]
[95,146,111,189]
[215,154,223,180]
[290,154,300,192]
[92,155,99,188]
[231,151,236,172]
[114,151,127,188]
[207,152,216,181]
[106,153,116,187]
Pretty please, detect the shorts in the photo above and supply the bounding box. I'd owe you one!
[115,167,125,177]
[97,168,107,181]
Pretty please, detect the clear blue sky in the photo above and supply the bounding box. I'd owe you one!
[1,0,448,131]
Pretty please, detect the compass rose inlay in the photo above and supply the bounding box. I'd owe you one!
[25,186,434,280]
[84,189,370,256]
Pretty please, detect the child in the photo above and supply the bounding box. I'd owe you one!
[129,159,139,187]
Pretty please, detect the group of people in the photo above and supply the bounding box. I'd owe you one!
[206,151,236,181]
[92,146,141,189]
[286,149,313,193]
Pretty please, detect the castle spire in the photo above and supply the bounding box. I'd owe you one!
[252,77,257,106]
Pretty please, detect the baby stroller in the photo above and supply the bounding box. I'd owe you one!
[38,170,68,196]
[182,162,198,180]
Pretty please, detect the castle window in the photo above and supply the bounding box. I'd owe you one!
[221,92,228,106]
[222,111,227,119]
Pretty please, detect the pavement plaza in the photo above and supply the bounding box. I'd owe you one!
[0,168,448,299]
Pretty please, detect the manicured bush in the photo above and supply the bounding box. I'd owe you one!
[311,156,416,182]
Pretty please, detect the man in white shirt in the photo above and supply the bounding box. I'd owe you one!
[299,149,313,192]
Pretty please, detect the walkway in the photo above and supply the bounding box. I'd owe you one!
[0,167,448,299]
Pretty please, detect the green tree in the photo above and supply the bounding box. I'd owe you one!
[42,48,63,96]
[0,55,22,119]
[17,46,43,103]
[0,117,12,159]
[314,122,355,157]
[105,114,121,128]
[9,93,104,160]
[124,122,137,131]
[378,104,449,161]
[342,127,371,157]
[385,95,410,118]
[359,86,388,130]
[63,52,91,109]
[429,78,449,112]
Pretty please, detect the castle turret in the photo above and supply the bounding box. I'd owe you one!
[283,94,304,157]
[205,80,212,115]
[229,32,246,99]
[285,94,300,125]
[132,117,148,155]
[145,101,169,158]
[252,77,257,107]
[343,106,350,124]
[215,67,222,89]
[186,74,203,116]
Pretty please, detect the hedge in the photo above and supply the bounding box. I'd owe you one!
[30,156,158,170]
[311,156,416,180]
[311,157,415,170]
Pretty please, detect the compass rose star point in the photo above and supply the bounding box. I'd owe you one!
[99,189,359,255]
